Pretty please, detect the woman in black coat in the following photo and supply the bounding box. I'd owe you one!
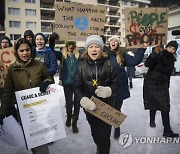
[143,41,179,137]
[74,35,119,154]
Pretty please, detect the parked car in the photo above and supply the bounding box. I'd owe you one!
[135,55,148,77]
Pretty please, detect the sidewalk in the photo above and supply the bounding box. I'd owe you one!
[0,76,180,154]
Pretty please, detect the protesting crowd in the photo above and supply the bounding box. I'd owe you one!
[0,24,179,154]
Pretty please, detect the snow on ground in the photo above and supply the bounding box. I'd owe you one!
[0,76,180,154]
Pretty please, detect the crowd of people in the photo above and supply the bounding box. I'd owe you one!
[0,30,179,154]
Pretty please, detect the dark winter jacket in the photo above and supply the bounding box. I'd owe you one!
[107,48,146,101]
[74,56,120,107]
[0,59,54,116]
[57,47,81,86]
[35,46,57,76]
[143,49,176,111]
[144,50,175,85]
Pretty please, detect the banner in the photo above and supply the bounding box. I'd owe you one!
[86,96,127,128]
[15,84,66,149]
[55,2,106,41]
[0,47,15,87]
[125,7,169,48]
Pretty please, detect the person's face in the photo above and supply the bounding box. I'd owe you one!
[166,46,176,54]
[17,44,31,62]
[25,36,33,44]
[67,44,75,52]
[87,44,102,61]
[35,35,45,50]
[109,38,119,50]
[1,39,10,49]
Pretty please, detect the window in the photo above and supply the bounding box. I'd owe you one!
[9,21,20,28]
[25,0,35,3]
[26,22,37,29]
[10,34,21,41]
[8,8,20,15]
[7,0,19,2]
[131,2,136,6]
[122,9,125,14]
[122,0,127,5]
[25,9,36,16]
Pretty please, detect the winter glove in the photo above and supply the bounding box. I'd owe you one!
[58,80,62,86]
[95,86,112,98]
[0,115,5,125]
[39,81,50,93]
[80,97,96,111]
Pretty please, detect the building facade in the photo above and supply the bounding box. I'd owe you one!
[1,0,151,47]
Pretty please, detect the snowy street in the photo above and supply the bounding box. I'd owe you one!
[0,76,180,154]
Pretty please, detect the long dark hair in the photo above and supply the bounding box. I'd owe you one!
[14,38,34,61]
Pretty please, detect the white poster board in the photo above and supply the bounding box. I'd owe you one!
[15,84,66,149]
[0,115,26,147]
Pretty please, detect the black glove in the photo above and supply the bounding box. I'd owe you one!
[0,115,5,125]
[39,81,50,93]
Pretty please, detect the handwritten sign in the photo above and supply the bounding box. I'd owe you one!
[15,84,66,149]
[55,2,106,41]
[86,96,127,128]
[0,47,15,87]
[125,7,169,48]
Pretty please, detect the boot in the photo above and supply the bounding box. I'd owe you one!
[114,127,120,140]
[163,128,179,137]
[150,110,156,128]
[72,115,79,134]
[129,82,133,89]
[161,111,179,137]
[66,114,72,127]
[96,146,99,154]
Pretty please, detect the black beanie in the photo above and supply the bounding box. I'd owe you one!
[165,41,178,51]
[35,32,47,43]
[24,30,34,38]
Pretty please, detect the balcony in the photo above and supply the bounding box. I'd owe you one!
[40,3,54,9]
[41,15,55,21]
[107,11,120,16]
[104,31,121,36]
[0,26,5,32]
[41,25,54,33]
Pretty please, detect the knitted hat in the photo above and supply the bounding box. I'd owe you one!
[24,30,34,38]
[165,40,178,51]
[85,35,104,50]
[35,32,47,43]
[108,35,121,45]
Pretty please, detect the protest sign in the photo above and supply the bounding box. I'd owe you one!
[125,7,169,48]
[0,47,15,87]
[55,2,106,41]
[0,116,26,147]
[15,84,66,149]
[86,96,127,128]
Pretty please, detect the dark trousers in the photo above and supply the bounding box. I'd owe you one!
[150,110,156,122]
[150,110,171,130]
[63,84,80,118]
[86,112,112,154]
[161,111,171,131]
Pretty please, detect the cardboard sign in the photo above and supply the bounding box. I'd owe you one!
[0,47,15,87]
[125,7,169,48]
[15,84,66,149]
[86,96,127,128]
[55,2,106,41]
